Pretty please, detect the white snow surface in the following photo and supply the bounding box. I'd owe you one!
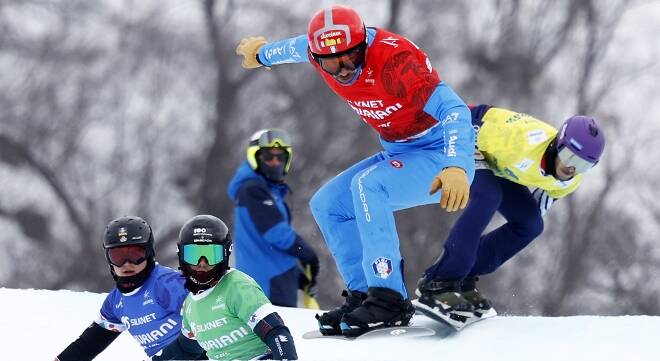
[3,288,657,361]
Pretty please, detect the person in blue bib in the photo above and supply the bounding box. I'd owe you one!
[56,216,206,361]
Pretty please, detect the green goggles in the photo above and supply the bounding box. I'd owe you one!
[182,244,225,266]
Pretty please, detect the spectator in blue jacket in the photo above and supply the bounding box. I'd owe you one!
[227,128,320,308]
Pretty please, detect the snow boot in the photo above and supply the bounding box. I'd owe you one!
[316,289,367,335]
[339,287,415,337]
[460,277,497,319]
[412,275,475,329]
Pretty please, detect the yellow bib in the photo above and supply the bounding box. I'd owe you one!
[476,107,581,198]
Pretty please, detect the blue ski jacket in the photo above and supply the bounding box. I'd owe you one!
[227,161,311,300]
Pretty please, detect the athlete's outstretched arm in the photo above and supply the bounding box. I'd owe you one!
[236,34,310,69]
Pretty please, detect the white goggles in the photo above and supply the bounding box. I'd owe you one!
[557,147,596,173]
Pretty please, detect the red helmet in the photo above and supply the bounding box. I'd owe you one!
[307,5,366,56]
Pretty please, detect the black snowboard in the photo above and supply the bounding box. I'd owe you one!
[302,325,436,341]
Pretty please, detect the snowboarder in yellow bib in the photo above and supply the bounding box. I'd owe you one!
[413,104,606,330]
[177,215,298,360]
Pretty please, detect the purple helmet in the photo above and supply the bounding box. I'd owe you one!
[556,116,605,173]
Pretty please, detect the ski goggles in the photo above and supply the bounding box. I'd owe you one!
[182,244,225,266]
[106,245,147,267]
[316,46,365,76]
[557,147,596,173]
[259,149,289,163]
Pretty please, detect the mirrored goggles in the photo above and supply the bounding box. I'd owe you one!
[317,47,365,76]
[107,245,147,267]
[557,147,596,173]
[182,244,225,266]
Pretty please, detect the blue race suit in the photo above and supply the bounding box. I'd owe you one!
[96,264,188,357]
[257,29,474,298]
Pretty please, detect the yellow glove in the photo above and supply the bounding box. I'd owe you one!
[429,167,469,212]
[302,264,320,310]
[236,36,267,69]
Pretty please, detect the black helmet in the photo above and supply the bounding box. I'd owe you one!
[103,216,156,292]
[177,215,232,293]
[104,216,154,250]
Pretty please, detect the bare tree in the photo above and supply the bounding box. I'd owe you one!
[434,0,660,316]
[0,0,210,290]
[538,0,659,315]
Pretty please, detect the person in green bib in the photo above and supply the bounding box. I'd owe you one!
[175,215,298,361]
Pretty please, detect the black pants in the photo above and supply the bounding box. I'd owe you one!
[425,169,544,279]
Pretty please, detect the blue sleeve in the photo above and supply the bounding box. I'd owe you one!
[99,292,120,323]
[154,271,188,313]
[237,182,297,250]
[257,34,310,67]
[423,82,475,172]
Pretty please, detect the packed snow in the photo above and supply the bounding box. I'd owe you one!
[3,288,657,360]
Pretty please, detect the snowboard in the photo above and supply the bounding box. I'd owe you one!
[302,325,436,341]
[413,300,497,331]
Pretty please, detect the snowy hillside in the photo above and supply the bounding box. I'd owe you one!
[4,288,657,361]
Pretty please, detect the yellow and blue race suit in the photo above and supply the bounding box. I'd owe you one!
[425,104,583,279]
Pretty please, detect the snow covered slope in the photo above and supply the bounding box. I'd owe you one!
[2,288,657,360]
